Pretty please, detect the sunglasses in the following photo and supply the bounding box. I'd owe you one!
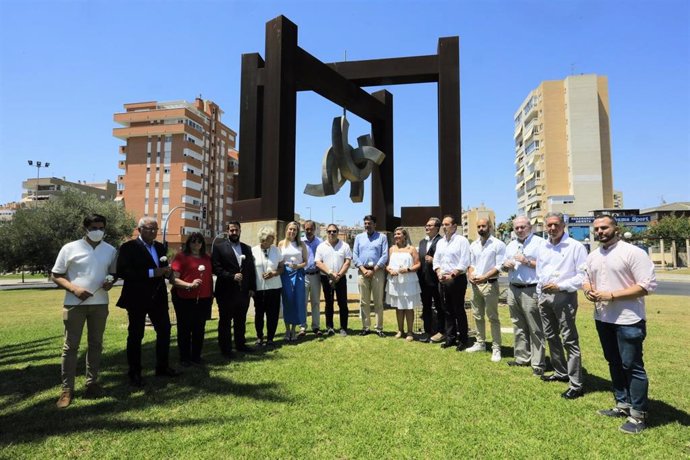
[327,230,338,234]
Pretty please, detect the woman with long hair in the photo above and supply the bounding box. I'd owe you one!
[251,226,283,348]
[386,227,422,341]
[171,232,213,366]
[278,221,308,342]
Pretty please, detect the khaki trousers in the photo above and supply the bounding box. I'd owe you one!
[61,304,109,391]
[471,282,501,348]
[358,270,386,330]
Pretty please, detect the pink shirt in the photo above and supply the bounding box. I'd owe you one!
[586,240,657,325]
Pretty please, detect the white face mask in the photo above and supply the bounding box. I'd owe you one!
[87,229,105,242]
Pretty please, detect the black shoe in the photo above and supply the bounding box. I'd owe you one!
[532,368,545,377]
[359,329,370,336]
[375,330,385,338]
[541,374,569,383]
[314,329,323,337]
[507,361,530,367]
[418,334,430,343]
[456,343,468,352]
[155,367,181,378]
[440,341,456,349]
[561,388,584,400]
[129,374,145,387]
[236,345,254,353]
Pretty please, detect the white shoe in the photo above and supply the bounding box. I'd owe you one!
[465,342,485,353]
[491,348,502,362]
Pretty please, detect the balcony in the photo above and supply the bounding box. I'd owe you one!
[118,160,126,170]
[119,146,127,155]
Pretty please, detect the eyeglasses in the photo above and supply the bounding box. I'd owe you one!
[141,227,157,232]
[514,226,527,230]
[327,230,338,234]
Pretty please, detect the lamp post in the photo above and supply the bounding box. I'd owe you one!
[162,204,198,251]
[331,205,336,224]
[306,207,312,220]
[27,160,50,204]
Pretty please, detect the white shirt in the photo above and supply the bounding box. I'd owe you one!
[280,241,304,265]
[52,239,117,306]
[252,245,283,291]
[470,236,506,278]
[433,232,470,274]
[586,240,657,325]
[536,232,588,295]
[505,233,545,284]
[315,240,352,274]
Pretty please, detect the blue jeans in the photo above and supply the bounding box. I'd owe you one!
[595,320,648,417]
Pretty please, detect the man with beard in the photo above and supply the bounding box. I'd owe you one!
[212,221,257,357]
[418,218,443,343]
[302,220,323,336]
[584,215,656,434]
[353,215,388,337]
[466,218,506,362]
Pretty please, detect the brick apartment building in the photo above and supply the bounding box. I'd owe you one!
[114,98,238,248]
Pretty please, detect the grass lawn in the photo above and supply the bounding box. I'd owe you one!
[0,288,688,458]
[0,273,49,280]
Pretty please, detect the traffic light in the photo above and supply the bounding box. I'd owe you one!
[202,206,207,219]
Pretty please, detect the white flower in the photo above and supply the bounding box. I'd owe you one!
[239,255,246,265]
[159,256,168,264]
[198,265,206,272]
[577,263,588,274]
[105,275,114,283]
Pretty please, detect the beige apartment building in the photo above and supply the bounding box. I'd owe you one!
[513,74,614,231]
[21,177,117,204]
[462,205,495,241]
[114,98,238,248]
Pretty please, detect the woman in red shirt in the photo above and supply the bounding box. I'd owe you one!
[171,232,213,366]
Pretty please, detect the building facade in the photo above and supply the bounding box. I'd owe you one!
[513,74,614,232]
[462,205,495,241]
[114,98,237,248]
[21,177,117,204]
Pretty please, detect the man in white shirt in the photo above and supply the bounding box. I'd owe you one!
[302,220,323,336]
[467,219,506,362]
[502,216,546,375]
[315,224,352,336]
[584,215,656,434]
[432,215,471,350]
[536,212,588,400]
[51,214,117,408]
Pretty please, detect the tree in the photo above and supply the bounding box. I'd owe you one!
[0,190,136,273]
[496,214,517,242]
[642,215,690,248]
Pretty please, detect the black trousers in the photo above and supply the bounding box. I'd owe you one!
[440,275,468,345]
[420,282,444,335]
[126,306,171,376]
[217,294,250,353]
[321,275,348,330]
[254,288,282,341]
[172,294,211,362]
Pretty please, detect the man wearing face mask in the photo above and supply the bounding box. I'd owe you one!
[116,216,178,387]
[52,214,118,408]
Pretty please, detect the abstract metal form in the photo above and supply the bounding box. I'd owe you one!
[304,116,385,203]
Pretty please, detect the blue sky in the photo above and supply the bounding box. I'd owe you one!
[1,0,688,227]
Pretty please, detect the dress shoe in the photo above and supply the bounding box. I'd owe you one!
[532,367,545,377]
[507,361,530,367]
[429,332,446,343]
[375,330,386,338]
[155,367,181,377]
[456,343,467,352]
[313,329,323,337]
[129,374,145,387]
[56,390,73,409]
[541,374,569,383]
[561,388,584,400]
[440,341,456,349]
[417,334,430,343]
[84,383,103,399]
[359,329,370,336]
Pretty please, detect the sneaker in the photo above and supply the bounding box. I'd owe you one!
[394,331,404,339]
[326,328,336,336]
[598,407,630,418]
[84,383,103,399]
[339,329,348,337]
[619,416,646,434]
[298,327,307,337]
[418,333,430,343]
[56,390,73,409]
[491,348,502,362]
[430,332,445,343]
[405,334,414,342]
[465,342,485,353]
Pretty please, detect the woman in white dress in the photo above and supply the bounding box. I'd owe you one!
[277,221,308,342]
[386,227,422,341]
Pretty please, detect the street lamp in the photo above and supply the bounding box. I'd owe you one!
[27,160,50,203]
[306,207,312,220]
[331,205,336,224]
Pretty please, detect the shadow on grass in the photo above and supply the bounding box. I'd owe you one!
[0,336,61,365]
[0,333,291,446]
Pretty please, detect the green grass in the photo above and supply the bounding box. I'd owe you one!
[1,288,688,458]
[0,273,49,280]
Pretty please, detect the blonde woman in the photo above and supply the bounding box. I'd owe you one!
[386,227,422,341]
[278,221,308,341]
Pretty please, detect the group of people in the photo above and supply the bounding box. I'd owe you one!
[51,211,656,434]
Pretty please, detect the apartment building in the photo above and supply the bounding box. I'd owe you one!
[114,98,237,247]
[462,205,495,241]
[21,177,117,204]
[513,74,614,232]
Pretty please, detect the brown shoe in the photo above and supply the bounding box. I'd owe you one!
[430,332,445,343]
[84,383,103,399]
[56,390,73,409]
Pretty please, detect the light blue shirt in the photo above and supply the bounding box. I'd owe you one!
[139,236,160,278]
[302,236,322,272]
[353,231,388,268]
[504,233,544,284]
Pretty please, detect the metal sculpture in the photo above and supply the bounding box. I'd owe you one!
[305,116,385,203]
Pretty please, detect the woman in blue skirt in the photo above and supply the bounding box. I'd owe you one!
[278,221,308,342]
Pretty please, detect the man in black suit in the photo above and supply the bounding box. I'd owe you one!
[212,221,257,357]
[116,217,178,387]
[418,217,444,343]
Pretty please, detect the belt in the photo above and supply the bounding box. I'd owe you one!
[305,270,320,275]
[511,283,537,288]
[477,278,498,284]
